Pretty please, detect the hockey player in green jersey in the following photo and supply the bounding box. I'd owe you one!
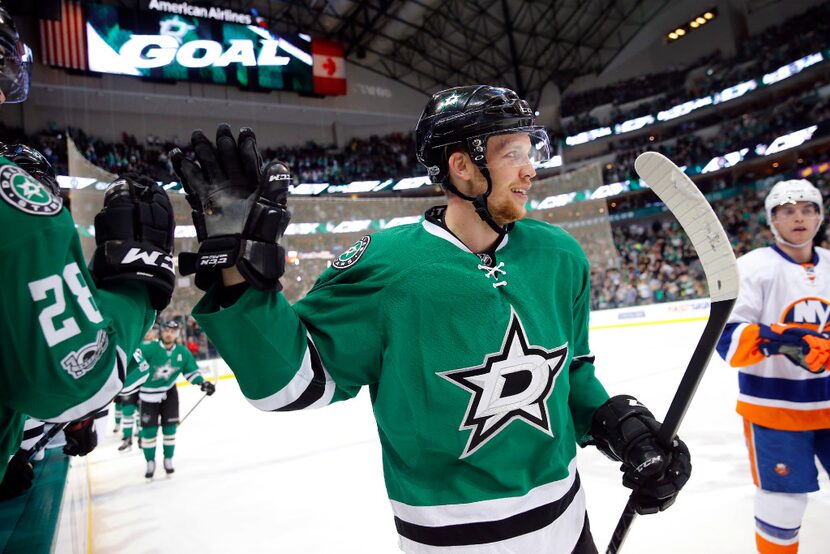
[117,326,159,451]
[0,7,175,490]
[173,88,691,553]
[139,321,214,478]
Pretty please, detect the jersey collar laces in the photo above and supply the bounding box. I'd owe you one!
[478,261,507,288]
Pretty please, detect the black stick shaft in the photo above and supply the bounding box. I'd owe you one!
[179,393,208,426]
[606,299,735,554]
[26,422,68,463]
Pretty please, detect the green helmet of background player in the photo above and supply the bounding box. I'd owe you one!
[415,85,552,233]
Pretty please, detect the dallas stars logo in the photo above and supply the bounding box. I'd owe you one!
[0,165,62,216]
[438,308,568,458]
[154,363,174,381]
[437,92,462,111]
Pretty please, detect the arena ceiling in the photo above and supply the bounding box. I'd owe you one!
[231,0,672,106]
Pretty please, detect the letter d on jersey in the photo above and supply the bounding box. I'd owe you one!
[439,308,568,458]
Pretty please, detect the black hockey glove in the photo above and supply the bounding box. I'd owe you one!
[0,451,34,501]
[589,395,691,515]
[170,124,291,292]
[63,417,98,457]
[90,173,175,310]
[200,381,216,396]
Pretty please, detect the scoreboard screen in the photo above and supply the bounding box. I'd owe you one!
[86,3,313,93]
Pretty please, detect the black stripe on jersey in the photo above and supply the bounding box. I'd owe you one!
[570,355,595,372]
[22,423,45,440]
[276,339,327,411]
[394,473,581,547]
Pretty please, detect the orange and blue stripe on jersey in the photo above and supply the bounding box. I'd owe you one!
[736,373,830,430]
[718,322,830,430]
[717,322,765,367]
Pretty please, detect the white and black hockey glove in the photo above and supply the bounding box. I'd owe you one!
[589,395,691,515]
[63,417,98,457]
[170,124,291,292]
[90,173,175,310]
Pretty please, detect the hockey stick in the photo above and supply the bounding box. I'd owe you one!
[179,374,216,426]
[178,393,208,426]
[606,152,739,554]
[26,422,68,463]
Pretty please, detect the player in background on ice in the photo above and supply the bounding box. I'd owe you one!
[116,326,157,451]
[171,87,691,553]
[139,320,214,478]
[717,179,830,554]
[0,7,175,496]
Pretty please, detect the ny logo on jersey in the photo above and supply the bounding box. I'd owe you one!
[781,297,830,331]
[438,308,568,459]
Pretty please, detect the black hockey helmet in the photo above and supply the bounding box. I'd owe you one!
[416,85,550,184]
[0,143,59,194]
[415,85,551,233]
[162,320,180,331]
[0,7,31,104]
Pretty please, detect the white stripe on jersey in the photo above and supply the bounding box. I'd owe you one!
[397,467,585,553]
[390,458,579,527]
[737,393,830,411]
[246,334,336,411]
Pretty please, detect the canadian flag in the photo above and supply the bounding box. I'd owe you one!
[312,40,347,96]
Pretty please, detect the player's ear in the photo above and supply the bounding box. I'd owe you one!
[448,150,475,181]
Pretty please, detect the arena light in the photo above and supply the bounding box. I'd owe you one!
[665,8,717,43]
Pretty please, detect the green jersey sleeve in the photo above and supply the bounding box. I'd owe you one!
[193,250,387,410]
[0,162,154,424]
[568,258,609,445]
[122,348,151,394]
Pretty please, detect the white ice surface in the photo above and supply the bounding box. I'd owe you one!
[88,318,830,553]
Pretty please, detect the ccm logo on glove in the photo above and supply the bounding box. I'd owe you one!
[121,247,174,272]
[200,254,230,266]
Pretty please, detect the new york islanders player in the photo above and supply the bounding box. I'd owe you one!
[717,178,830,553]
[172,87,690,553]
[0,8,175,489]
[139,321,214,478]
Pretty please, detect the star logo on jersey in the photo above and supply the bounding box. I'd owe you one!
[0,165,62,216]
[438,308,568,459]
[154,363,174,381]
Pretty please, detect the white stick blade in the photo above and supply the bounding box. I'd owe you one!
[634,152,739,302]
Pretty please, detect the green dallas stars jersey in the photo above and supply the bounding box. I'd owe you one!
[139,340,203,402]
[193,209,609,553]
[0,155,155,479]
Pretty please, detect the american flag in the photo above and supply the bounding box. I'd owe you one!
[39,0,87,70]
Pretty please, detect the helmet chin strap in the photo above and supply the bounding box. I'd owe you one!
[771,220,819,249]
[444,168,508,235]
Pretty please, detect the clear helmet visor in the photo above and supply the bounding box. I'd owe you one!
[0,41,32,104]
[467,126,552,171]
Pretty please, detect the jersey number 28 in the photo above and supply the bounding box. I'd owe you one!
[28,262,104,347]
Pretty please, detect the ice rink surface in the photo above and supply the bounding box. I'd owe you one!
[86,316,830,553]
